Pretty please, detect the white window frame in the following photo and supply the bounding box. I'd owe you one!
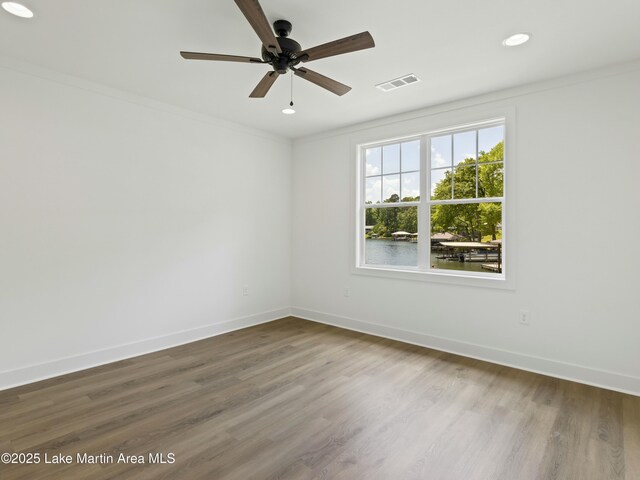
[352,106,515,290]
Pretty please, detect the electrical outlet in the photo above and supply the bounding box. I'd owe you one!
[519,310,530,326]
[343,287,350,298]
[242,285,249,296]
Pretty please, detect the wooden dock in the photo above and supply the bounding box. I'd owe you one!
[481,263,501,272]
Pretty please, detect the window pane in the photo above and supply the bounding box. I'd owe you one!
[382,174,400,202]
[453,165,477,199]
[431,168,451,200]
[479,125,504,160]
[401,171,420,201]
[383,144,400,174]
[429,202,502,274]
[478,163,504,198]
[365,206,418,266]
[431,135,451,168]
[366,147,381,176]
[401,140,420,172]
[453,130,476,166]
[360,121,506,278]
[366,177,381,204]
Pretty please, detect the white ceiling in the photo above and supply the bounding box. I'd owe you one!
[2,0,640,139]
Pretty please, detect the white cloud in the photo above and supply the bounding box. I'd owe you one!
[382,175,400,201]
[432,152,448,168]
[366,177,382,203]
[366,164,380,176]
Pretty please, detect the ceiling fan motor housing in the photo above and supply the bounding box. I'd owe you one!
[261,20,302,74]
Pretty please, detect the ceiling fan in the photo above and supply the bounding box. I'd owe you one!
[180,0,375,98]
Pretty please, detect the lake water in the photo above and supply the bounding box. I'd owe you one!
[365,239,489,273]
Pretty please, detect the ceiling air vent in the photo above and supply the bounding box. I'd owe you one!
[375,74,420,92]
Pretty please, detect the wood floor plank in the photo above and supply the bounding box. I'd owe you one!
[0,317,638,480]
[623,395,640,479]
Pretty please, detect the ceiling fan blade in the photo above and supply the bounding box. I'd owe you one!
[180,51,263,63]
[234,0,282,55]
[249,71,280,97]
[298,31,374,63]
[293,68,351,96]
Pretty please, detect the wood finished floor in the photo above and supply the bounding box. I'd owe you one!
[1,317,639,480]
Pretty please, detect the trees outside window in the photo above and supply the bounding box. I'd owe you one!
[360,121,505,277]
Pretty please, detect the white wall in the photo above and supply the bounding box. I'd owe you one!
[0,60,291,388]
[2,56,639,396]
[291,63,640,395]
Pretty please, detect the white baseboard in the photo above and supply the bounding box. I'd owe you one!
[4,306,638,397]
[291,307,640,397]
[0,307,291,391]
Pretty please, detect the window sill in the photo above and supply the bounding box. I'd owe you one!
[353,264,515,290]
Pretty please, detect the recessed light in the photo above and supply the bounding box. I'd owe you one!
[2,1,33,18]
[502,33,531,47]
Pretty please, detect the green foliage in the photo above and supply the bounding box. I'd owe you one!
[397,206,417,233]
[478,141,504,198]
[364,141,504,241]
[479,141,503,163]
[365,207,376,227]
[366,194,419,237]
[432,203,483,241]
[482,232,502,243]
[376,208,399,234]
[479,203,502,240]
[431,141,504,241]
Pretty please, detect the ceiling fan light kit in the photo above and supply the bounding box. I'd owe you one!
[282,72,295,115]
[180,0,375,101]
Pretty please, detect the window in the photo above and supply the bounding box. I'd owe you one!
[358,119,506,283]
[364,140,421,267]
